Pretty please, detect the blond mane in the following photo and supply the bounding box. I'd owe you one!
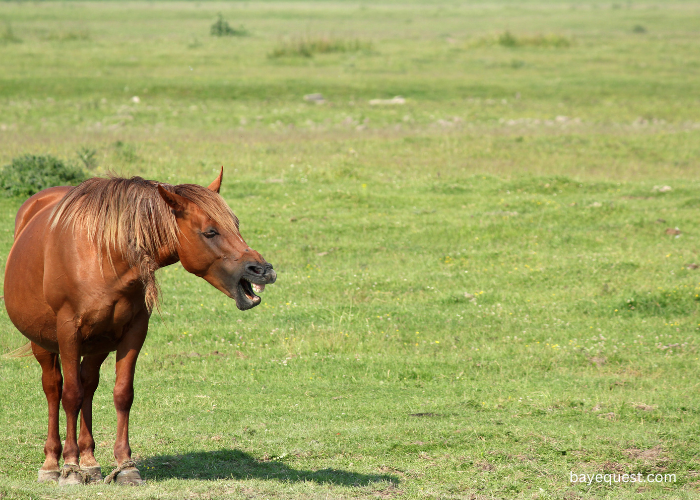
[49,176,240,312]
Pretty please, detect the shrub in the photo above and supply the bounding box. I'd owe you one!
[497,30,519,48]
[210,13,249,37]
[269,37,373,58]
[0,155,87,198]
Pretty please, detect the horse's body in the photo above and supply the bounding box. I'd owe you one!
[4,170,275,485]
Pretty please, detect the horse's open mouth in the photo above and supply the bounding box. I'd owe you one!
[237,278,265,310]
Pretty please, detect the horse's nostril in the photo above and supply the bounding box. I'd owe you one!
[247,264,264,275]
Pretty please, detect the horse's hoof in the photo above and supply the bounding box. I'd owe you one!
[37,469,60,483]
[58,464,88,486]
[115,467,144,486]
[82,465,103,483]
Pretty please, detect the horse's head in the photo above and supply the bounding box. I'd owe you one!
[157,169,276,311]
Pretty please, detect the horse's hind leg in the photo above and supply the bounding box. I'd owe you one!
[78,353,109,483]
[31,342,62,483]
[56,317,88,486]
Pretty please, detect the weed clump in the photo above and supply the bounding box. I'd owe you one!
[210,13,249,37]
[44,30,91,42]
[473,31,572,48]
[0,155,87,198]
[77,147,98,170]
[269,37,373,58]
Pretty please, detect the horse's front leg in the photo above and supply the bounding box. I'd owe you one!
[77,352,109,483]
[32,342,63,483]
[56,315,88,486]
[106,312,149,485]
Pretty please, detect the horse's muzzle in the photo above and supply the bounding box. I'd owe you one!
[245,262,276,284]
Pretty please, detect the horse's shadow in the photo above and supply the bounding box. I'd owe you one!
[140,449,399,486]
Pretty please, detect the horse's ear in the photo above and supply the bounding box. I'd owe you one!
[208,167,224,193]
[158,185,189,214]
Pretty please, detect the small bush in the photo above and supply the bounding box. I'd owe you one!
[0,155,87,198]
[210,13,249,37]
[269,37,373,58]
[633,25,647,34]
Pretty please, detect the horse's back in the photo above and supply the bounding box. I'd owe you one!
[13,186,72,240]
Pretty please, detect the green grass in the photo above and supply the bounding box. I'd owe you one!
[1,1,700,499]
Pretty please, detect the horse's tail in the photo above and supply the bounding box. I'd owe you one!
[3,342,33,359]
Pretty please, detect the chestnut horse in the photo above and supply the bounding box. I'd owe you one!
[4,169,276,485]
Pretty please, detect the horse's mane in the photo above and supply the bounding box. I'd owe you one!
[49,176,240,312]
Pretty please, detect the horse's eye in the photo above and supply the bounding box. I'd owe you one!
[203,229,218,239]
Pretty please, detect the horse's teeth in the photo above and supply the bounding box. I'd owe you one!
[252,283,265,294]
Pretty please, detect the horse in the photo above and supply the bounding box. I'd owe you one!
[3,168,276,485]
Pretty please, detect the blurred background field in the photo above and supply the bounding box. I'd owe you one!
[1,1,700,499]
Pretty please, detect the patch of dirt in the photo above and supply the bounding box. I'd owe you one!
[475,460,495,472]
[598,412,616,420]
[685,480,700,491]
[630,402,655,411]
[624,445,664,460]
[372,486,403,498]
[563,491,582,500]
[602,461,627,473]
[377,466,406,479]
[589,356,606,367]
[409,412,440,417]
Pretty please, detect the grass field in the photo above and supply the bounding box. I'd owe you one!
[1,1,700,498]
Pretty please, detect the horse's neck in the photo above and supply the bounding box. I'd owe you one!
[154,246,180,268]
